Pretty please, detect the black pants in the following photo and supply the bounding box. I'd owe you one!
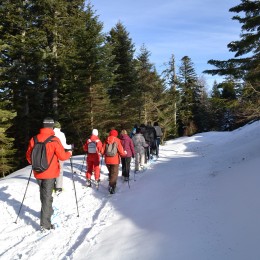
[121,157,131,177]
[37,179,55,229]
[155,138,160,156]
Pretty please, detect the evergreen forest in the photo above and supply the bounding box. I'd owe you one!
[0,0,259,177]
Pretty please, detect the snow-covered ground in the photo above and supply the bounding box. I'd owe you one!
[1,121,260,260]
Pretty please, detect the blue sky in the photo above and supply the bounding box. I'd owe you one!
[88,0,242,89]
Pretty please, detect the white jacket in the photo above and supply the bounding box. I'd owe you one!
[54,128,72,150]
[154,126,163,137]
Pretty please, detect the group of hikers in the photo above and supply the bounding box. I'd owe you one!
[26,117,163,232]
[82,121,163,193]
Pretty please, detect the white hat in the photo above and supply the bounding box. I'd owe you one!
[92,129,98,136]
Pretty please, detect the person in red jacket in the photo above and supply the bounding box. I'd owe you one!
[83,129,103,187]
[26,117,72,231]
[101,129,126,194]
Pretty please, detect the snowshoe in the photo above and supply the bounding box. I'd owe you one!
[108,186,115,194]
[94,179,100,189]
[86,179,92,187]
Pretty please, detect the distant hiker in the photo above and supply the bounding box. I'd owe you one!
[26,117,72,231]
[139,124,148,163]
[140,123,157,162]
[153,122,163,157]
[132,127,148,172]
[53,121,73,194]
[129,124,138,138]
[101,129,126,194]
[120,129,135,181]
[83,129,103,187]
[146,122,157,158]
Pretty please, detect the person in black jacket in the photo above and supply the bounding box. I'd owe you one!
[140,122,157,162]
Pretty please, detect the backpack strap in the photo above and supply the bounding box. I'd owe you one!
[33,135,55,144]
[33,135,38,144]
[45,136,55,166]
[38,135,55,167]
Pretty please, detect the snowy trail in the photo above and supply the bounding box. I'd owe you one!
[0,155,159,260]
[1,121,260,260]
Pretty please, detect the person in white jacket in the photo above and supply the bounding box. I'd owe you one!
[53,121,72,193]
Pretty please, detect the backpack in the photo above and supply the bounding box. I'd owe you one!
[105,142,118,157]
[31,135,55,173]
[88,139,99,154]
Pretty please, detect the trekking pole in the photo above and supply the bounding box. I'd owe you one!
[100,155,103,173]
[79,153,87,175]
[69,157,79,217]
[14,168,33,224]
[127,158,131,188]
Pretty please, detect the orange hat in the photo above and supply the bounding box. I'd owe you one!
[109,129,118,137]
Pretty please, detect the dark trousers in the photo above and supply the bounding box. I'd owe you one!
[121,157,131,177]
[106,164,119,189]
[145,146,150,163]
[155,137,160,156]
[37,179,55,229]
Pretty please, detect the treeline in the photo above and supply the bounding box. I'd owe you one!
[0,0,259,177]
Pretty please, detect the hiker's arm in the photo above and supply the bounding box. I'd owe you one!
[26,138,34,164]
[117,140,127,157]
[54,140,72,161]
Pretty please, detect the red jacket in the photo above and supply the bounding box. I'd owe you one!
[26,128,71,179]
[83,135,102,155]
[101,135,126,164]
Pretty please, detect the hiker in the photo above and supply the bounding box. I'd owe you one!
[153,122,163,157]
[101,129,126,194]
[129,124,138,138]
[120,129,135,181]
[132,127,148,172]
[139,124,148,163]
[140,123,157,162]
[53,121,73,193]
[146,122,157,158]
[83,129,103,187]
[26,117,72,231]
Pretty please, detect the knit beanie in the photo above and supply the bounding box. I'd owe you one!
[109,129,118,137]
[54,121,61,128]
[43,117,54,128]
[92,129,98,136]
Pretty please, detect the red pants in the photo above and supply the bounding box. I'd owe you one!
[86,154,100,180]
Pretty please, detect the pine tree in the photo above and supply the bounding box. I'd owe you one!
[0,0,90,167]
[177,56,203,136]
[60,4,115,144]
[204,0,260,83]
[0,99,16,177]
[162,54,179,137]
[204,0,260,123]
[0,0,45,167]
[106,22,138,130]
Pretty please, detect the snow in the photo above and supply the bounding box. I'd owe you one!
[1,121,260,260]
